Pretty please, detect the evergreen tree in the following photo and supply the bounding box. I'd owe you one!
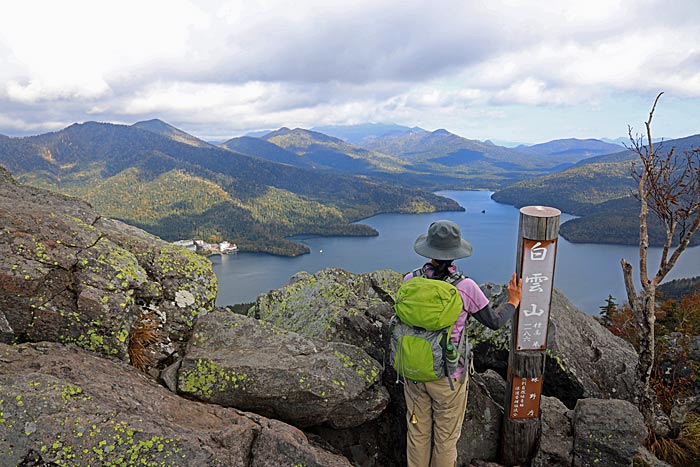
[598,294,618,328]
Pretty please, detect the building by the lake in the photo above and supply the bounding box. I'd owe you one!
[173,239,238,255]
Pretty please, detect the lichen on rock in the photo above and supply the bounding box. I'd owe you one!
[177,309,388,429]
[0,169,217,374]
[249,267,402,362]
[0,341,352,467]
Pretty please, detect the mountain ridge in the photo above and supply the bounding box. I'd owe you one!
[514,138,624,159]
[310,123,421,146]
[492,133,700,246]
[0,121,461,256]
[132,118,213,148]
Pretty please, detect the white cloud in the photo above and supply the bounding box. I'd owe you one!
[0,0,208,102]
[120,81,272,115]
[0,0,698,140]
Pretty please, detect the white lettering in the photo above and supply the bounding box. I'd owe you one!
[524,304,545,317]
[530,242,548,261]
[525,273,549,292]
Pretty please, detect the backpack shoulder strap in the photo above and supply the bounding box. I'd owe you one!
[412,267,425,278]
[444,272,469,324]
[410,268,467,286]
[444,271,467,287]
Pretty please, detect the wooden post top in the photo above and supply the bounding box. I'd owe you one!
[520,206,561,218]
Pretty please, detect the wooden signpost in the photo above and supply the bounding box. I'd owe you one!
[500,206,560,466]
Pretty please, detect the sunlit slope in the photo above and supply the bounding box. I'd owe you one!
[262,127,409,173]
[227,127,614,190]
[492,161,635,214]
[0,121,460,255]
[492,134,700,246]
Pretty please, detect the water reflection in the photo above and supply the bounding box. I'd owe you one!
[211,191,700,315]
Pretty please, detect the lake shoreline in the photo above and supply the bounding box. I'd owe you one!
[211,190,700,315]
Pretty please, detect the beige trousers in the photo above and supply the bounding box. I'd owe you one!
[404,376,469,467]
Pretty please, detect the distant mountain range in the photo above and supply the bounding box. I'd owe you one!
[514,138,624,159]
[492,134,700,246]
[223,125,623,190]
[0,120,460,256]
[310,123,421,147]
[3,117,693,252]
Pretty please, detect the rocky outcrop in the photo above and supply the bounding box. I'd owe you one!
[0,167,657,467]
[0,341,352,467]
[250,269,651,467]
[469,287,639,407]
[249,268,404,466]
[572,398,647,467]
[546,290,639,405]
[249,268,402,361]
[0,167,217,373]
[176,309,389,428]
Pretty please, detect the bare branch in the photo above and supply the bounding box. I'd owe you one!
[645,92,664,158]
[621,259,640,320]
[656,213,700,284]
[622,92,700,431]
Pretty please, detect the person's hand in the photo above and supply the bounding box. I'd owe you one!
[507,272,522,307]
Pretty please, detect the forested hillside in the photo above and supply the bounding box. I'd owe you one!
[0,122,460,256]
[657,276,700,300]
[220,136,313,167]
[132,119,213,148]
[492,134,700,246]
[311,123,418,146]
[261,127,409,173]
[491,161,635,214]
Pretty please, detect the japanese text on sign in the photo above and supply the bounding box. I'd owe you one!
[510,375,543,419]
[516,239,556,350]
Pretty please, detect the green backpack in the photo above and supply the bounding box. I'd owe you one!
[389,269,468,386]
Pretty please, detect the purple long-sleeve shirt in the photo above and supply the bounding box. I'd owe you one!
[404,263,515,379]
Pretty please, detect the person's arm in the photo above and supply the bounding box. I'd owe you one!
[472,273,522,330]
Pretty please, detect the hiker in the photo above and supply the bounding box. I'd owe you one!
[394,220,522,467]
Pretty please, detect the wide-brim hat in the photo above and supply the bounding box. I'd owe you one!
[414,220,473,260]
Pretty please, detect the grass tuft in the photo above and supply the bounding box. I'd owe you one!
[127,311,161,371]
[644,414,700,467]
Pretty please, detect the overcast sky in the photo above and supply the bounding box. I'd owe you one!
[1,0,698,144]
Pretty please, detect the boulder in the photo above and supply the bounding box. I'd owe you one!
[572,398,647,467]
[249,268,402,360]
[0,341,352,467]
[469,287,639,407]
[0,168,217,373]
[177,309,389,429]
[531,396,573,467]
[248,268,409,466]
[479,369,507,406]
[457,372,506,464]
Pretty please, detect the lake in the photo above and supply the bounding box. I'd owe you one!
[210,190,700,315]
